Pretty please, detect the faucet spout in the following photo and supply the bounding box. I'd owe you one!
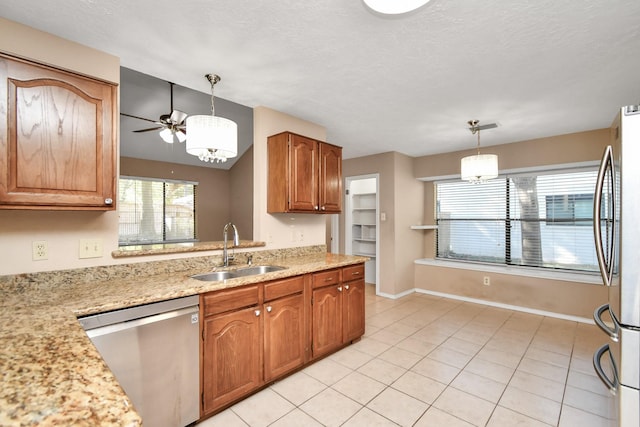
[223,222,240,267]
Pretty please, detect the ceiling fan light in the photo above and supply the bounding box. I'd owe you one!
[176,131,187,144]
[159,128,175,144]
[363,0,431,15]
[186,115,238,162]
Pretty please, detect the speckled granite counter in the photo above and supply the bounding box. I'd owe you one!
[0,247,367,426]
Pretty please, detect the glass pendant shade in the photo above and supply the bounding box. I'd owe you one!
[186,114,237,163]
[363,0,431,15]
[461,154,498,184]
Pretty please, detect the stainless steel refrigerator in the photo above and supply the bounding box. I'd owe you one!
[593,105,640,426]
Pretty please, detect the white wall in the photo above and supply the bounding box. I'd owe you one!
[252,107,328,249]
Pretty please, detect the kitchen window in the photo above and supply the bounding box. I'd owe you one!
[118,176,197,245]
[435,168,600,272]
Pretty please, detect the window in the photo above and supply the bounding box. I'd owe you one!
[436,168,599,272]
[118,176,197,245]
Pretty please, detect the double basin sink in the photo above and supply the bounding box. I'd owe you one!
[191,265,287,282]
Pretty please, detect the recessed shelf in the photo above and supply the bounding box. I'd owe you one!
[410,225,438,230]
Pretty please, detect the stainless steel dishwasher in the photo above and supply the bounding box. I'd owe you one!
[78,295,200,427]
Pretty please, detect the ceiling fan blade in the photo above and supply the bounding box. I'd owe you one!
[133,127,163,133]
[120,112,158,123]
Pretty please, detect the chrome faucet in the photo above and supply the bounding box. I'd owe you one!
[222,222,240,267]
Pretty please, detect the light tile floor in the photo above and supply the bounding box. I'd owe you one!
[198,285,614,426]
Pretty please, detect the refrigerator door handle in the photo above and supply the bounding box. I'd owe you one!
[593,145,616,287]
[593,303,619,342]
[593,343,618,395]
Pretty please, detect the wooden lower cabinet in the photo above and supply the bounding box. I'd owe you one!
[343,278,365,342]
[311,285,343,358]
[311,263,366,359]
[202,306,262,414]
[200,264,364,418]
[264,292,305,382]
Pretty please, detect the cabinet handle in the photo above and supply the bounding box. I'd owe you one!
[321,206,326,211]
[104,198,113,205]
[345,285,350,290]
[337,286,343,292]
[353,271,360,275]
[266,306,272,313]
[325,277,334,282]
[255,310,261,317]
[315,205,319,210]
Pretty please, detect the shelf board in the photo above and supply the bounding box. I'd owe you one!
[410,225,438,230]
[353,238,376,242]
[352,192,376,196]
[352,208,376,211]
[354,252,376,258]
[353,223,376,226]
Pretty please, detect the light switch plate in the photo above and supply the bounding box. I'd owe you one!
[79,239,103,259]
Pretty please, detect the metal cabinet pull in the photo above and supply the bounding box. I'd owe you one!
[255,310,261,317]
[344,285,350,290]
[104,198,113,205]
[353,271,360,275]
[325,277,334,282]
[337,286,342,292]
[266,306,272,313]
[321,206,326,211]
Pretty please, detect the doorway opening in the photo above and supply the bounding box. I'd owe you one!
[345,174,379,291]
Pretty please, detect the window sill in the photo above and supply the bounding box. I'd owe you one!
[414,258,603,285]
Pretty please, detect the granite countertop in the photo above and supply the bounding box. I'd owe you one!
[0,251,367,426]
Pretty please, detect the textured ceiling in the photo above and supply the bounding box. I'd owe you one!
[2,0,640,162]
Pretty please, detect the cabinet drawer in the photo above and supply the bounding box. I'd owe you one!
[202,285,260,317]
[312,269,342,289]
[264,276,305,302]
[342,264,364,282]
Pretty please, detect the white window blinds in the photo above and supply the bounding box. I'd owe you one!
[436,169,600,272]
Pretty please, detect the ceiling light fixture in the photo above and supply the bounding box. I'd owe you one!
[186,74,238,163]
[363,0,431,15]
[460,120,498,184]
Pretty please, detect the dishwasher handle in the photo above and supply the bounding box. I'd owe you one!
[85,306,199,338]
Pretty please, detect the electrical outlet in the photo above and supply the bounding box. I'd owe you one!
[79,239,103,259]
[483,276,490,286]
[32,241,48,261]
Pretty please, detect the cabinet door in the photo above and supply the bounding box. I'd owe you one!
[202,306,262,415]
[264,293,305,381]
[0,53,116,210]
[289,135,318,211]
[319,143,342,213]
[311,285,343,358]
[343,279,365,343]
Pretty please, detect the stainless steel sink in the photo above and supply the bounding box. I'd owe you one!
[190,265,287,282]
[233,265,287,277]
[190,271,236,281]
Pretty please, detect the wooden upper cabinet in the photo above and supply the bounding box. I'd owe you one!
[0,53,117,210]
[267,131,342,213]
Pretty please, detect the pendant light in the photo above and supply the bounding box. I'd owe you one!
[460,120,498,184]
[186,74,238,163]
[363,0,431,15]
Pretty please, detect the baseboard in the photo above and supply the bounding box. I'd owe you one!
[414,288,594,324]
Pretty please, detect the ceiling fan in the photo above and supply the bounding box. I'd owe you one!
[121,81,188,144]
